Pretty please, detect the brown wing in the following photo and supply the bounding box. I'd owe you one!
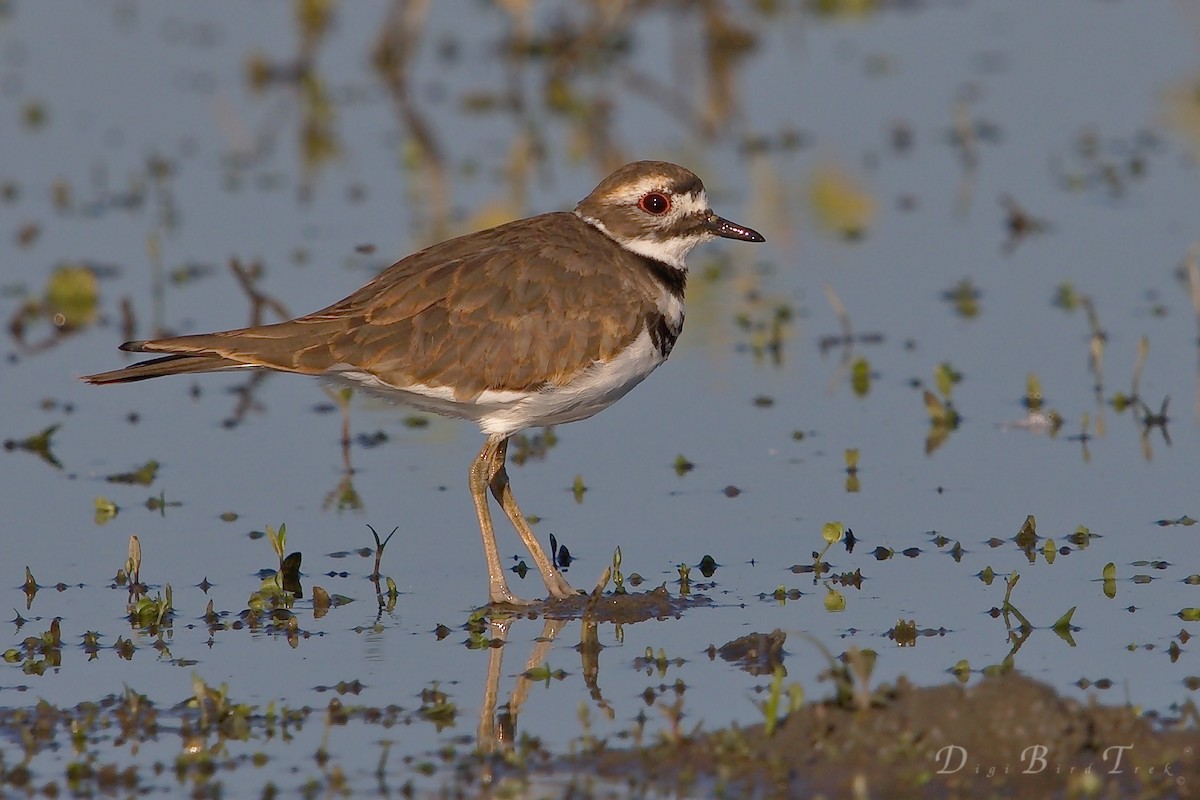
[84,212,666,397]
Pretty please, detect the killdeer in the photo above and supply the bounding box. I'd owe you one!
[83,161,765,605]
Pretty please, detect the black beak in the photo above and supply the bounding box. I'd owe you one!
[706,213,765,243]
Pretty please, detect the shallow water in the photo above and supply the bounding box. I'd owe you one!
[3,0,1200,793]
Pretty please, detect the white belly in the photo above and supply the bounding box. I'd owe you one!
[329,327,668,438]
[478,327,666,436]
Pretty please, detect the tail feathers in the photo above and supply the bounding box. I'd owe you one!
[81,353,250,385]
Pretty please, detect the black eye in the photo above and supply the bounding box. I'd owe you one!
[638,192,671,215]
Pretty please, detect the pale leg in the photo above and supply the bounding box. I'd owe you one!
[470,437,531,605]
[486,436,577,600]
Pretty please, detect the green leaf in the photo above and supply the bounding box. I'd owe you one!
[1052,606,1076,633]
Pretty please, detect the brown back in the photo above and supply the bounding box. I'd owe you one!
[142,212,681,399]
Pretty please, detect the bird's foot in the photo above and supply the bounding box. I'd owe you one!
[543,571,578,600]
[487,584,535,606]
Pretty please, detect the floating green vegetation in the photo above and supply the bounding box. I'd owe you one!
[715,630,786,677]
[1136,395,1172,451]
[941,278,981,319]
[634,647,684,677]
[167,262,215,285]
[188,672,256,737]
[735,301,793,365]
[947,540,965,562]
[1051,281,1082,312]
[462,609,499,650]
[239,522,346,637]
[0,664,508,795]
[144,490,181,516]
[3,616,62,675]
[985,570,1081,668]
[792,549,863,592]
[999,194,1050,254]
[2,423,62,469]
[522,664,568,684]
[1013,514,1039,562]
[93,496,118,525]
[104,459,159,486]
[509,426,557,466]
[1110,335,1149,414]
[128,585,174,632]
[120,538,169,626]
[849,356,871,396]
[823,585,846,612]
[1103,562,1118,599]
[890,619,918,647]
[312,585,333,615]
[764,585,792,604]
[934,362,963,394]
[417,683,457,731]
[1051,607,1076,639]
[1024,372,1044,411]
[1067,525,1099,548]
[829,569,863,590]
[9,264,98,351]
[843,449,859,493]
[1055,127,1152,198]
[673,454,695,476]
[922,364,961,455]
[809,161,875,240]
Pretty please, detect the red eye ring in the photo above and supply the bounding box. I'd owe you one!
[638,192,671,215]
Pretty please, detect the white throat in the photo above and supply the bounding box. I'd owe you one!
[575,211,706,271]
